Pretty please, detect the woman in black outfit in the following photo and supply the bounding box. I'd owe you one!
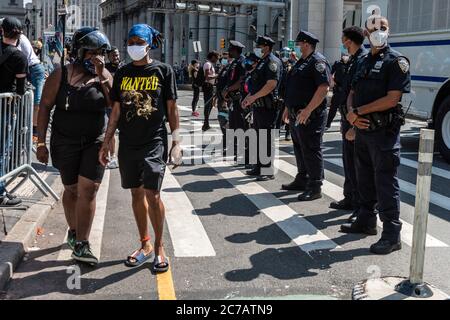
[36,28,113,265]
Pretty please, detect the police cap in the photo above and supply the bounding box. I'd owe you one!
[255,35,275,47]
[229,40,245,49]
[295,30,320,45]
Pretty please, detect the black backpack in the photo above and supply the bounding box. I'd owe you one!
[193,64,205,87]
[0,39,19,68]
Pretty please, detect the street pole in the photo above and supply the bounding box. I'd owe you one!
[289,0,293,41]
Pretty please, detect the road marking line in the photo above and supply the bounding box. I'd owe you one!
[399,157,450,180]
[161,169,216,257]
[57,170,111,261]
[325,157,450,212]
[156,259,177,300]
[276,159,448,248]
[208,160,339,253]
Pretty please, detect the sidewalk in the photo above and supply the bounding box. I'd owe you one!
[0,161,63,291]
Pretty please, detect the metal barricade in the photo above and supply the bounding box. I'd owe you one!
[0,90,59,201]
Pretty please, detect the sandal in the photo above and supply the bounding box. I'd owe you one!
[125,249,154,267]
[153,255,170,273]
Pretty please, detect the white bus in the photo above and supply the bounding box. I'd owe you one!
[363,0,450,163]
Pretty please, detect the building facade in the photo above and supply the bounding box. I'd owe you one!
[0,0,26,23]
[25,0,103,40]
[100,0,362,65]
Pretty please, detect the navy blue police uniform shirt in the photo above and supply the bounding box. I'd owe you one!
[249,53,282,96]
[352,45,411,111]
[284,51,331,112]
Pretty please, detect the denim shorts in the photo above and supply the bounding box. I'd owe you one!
[29,63,46,106]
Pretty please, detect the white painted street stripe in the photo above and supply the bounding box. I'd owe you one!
[325,158,450,212]
[276,159,448,248]
[208,160,340,253]
[162,169,216,257]
[57,170,111,261]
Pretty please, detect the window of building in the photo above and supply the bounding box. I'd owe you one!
[388,0,450,33]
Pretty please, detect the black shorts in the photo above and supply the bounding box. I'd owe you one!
[50,136,105,186]
[118,139,168,191]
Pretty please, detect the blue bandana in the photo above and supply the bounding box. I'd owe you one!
[128,24,161,50]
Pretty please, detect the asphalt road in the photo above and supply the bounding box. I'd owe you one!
[2,90,450,300]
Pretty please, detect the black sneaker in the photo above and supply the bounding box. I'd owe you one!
[202,124,211,132]
[0,193,22,207]
[246,168,260,176]
[370,239,402,255]
[72,241,98,266]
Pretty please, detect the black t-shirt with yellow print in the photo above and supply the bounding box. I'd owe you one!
[110,60,177,147]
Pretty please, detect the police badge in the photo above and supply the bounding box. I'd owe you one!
[398,57,410,73]
[315,62,326,73]
[269,62,278,72]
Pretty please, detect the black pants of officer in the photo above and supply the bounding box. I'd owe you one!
[341,120,359,209]
[202,83,214,126]
[355,126,402,243]
[253,107,277,175]
[192,85,200,112]
[290,108,326,190]
[229,98,249,163]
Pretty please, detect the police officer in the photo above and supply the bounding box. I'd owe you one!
[326,54,350,130]
[281,30,331,201]
[222,40,247,163]
[242,36,282,181]
[329,26,368,220]
[340,17,411,255]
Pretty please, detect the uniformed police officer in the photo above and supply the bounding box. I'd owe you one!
[281,30,331,201]
[340,17,411,255]
[329,26,368,222]
[278,47,295,140]
[222,40,247,163]
[242,36,282,181]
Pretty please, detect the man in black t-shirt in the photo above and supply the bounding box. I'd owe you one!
[100,24,180,273]
[105,46,124,76]
[0,17,28,207]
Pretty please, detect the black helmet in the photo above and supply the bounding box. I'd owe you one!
[76,30,111,60]
[71,27,97,57]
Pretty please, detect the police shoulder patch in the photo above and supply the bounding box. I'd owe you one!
[269,62,278,72]
[397,57,410,74]
[315,61,326,73]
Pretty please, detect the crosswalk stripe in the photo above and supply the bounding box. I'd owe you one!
[325,157,450,212]
[57,170,111,261]
[399,157,450,180]
[162,169,216,257]
[208,160,340,253]
[275,159,448,248]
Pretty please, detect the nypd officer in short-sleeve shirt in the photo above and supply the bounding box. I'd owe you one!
[281,30,331,202]
[341,17,411,255]
[242,36,282,181]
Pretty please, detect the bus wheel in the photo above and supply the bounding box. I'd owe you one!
[436,96,450,163]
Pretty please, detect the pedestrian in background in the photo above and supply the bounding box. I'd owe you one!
[202,51,219,132]
[0,17,28,208]
[189,59,201,117]
[36,28,113,265]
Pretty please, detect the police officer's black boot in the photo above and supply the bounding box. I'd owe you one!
[329,198,353,210]
[340,220,378,236]
[297,187,322,202]
[246,167,260,176]
[370,238,402,255]
[282,175,307,191]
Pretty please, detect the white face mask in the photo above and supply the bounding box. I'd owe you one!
[369,30,389,48]
[127,45,149,61]
[254,48,263,58]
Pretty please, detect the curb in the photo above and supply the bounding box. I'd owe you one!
[0,178,63,292]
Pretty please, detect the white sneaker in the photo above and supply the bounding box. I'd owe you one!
[106,157,119,169]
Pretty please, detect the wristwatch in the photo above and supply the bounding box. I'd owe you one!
[37,143,46,148]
